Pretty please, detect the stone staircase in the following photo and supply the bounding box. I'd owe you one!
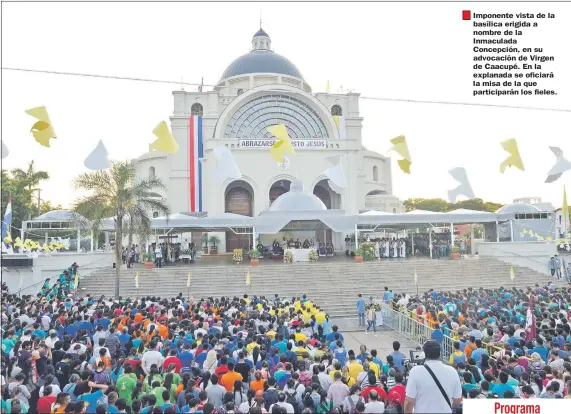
[78,257,556,319]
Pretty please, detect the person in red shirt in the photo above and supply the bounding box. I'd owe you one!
[37,386,57,413]
[361,372,387,403]
[215,356,229,376]
[163,349,183,374]
[388,373,406,406]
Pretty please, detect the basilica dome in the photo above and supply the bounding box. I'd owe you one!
[219,28,304,82]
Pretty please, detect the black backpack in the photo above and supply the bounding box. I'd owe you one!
[286,390,298,409]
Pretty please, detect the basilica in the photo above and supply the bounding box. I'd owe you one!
[135,28,403,252]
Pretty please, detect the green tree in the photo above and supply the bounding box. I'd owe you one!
[1,169,33,238]
[39,200,63,215]
[403,197,504,213]
[403,198,451,212]
[11,160,50,218]
[72,160,170,298]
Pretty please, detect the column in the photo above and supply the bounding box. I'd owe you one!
[510,220,514,242]
[429,230,433,259]
[450,222,454,246]
[355,225,359,250]
[495,221,500,242]
[470,224,475,256]
[77,228,81,252]
[105,232,110,251]
[90,230,94,252]
[411,230,415,255]
[45,233,48,244]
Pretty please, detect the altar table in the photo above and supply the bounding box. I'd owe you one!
[285,248,313,262]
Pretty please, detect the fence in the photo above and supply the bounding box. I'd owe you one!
[380,302,512,364]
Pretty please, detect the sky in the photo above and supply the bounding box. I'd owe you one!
[1,1,570,209]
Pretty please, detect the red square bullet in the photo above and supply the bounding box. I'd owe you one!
[462,10,471,20]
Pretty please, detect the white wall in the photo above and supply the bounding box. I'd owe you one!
[3,252,114,296]
[477,241,557,275]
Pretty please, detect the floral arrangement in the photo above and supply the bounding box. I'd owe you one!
[308,249,319,262]
[284,250,293,263]
[354,247,364,257]
[233,250,243,264]
[142,253,154,262]
[360,241,377,261]
[249,248,260,259]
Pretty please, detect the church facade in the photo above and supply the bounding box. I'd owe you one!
[135,28,403,252]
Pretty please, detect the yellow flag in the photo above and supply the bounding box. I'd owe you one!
[389,135,412,174]
[325,80,330,93]
[149,121,179,154]
[510,266,515,281]
[74,271,79,289]
[246,271,251,286]
[25,106,56,147]
[499,138,524,173]
[267,124,295,162]
[4,233,12,245]
[135,272,139,289]
[187,272,191,288]
[14,237,23,248]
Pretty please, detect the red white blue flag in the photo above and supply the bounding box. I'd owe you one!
[189,115,203,212]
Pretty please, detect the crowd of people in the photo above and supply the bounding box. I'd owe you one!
[2,261,570,414]
[377,282,571,409]
[2,268,417,414]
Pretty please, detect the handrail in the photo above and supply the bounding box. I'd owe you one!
[380,302,533,363]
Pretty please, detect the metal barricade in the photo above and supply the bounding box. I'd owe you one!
[380,302,456,364]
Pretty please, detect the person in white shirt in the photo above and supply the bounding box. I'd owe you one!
[404,340,462,414]
[364,389,385,413]
[70,343,88,355]
[141,342,164,374]
[269,393,295,414]
[41,314,51,331]
[44,330,60,349]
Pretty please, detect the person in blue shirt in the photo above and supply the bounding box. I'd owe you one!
[32,323,47,339]
[370,349,383,366]
[389,341,406,373]
[76,382,109,414]
[431,324,444,345]
[334,341,348,366]
[179,344,194,369]
[118,328,131,352]
[357,294,366,327]
[325,325,344,343]
[491,372,514,398]
[532,338,549,363]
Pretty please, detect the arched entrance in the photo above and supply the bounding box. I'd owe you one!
[225,180,254,252]
[269,180,291,205]
[313,181,333,244]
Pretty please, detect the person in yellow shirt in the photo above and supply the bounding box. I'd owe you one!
[294,328,307,343]
[329,361,342,382]
[347,356,364,381]
[246,338,260,354]
[367,357,381,378]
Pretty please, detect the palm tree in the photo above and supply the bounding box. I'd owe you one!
[72,160,170,298]
[11,160,49,217]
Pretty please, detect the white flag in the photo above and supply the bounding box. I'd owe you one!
[135,272,139,289]
[187,272,191,287]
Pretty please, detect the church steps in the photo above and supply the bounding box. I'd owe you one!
[78,258,553,319]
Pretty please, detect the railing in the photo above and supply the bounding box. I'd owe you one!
[380,302,521,364]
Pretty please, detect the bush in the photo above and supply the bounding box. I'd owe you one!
[142,253,154,262]
[249,248,260,259]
